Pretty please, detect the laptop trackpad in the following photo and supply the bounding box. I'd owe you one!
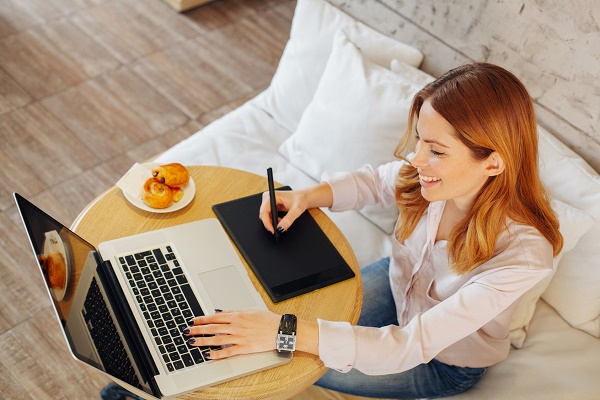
[198,266,256,310]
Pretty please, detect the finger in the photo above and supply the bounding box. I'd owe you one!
[205,345,240,361]
[277,206,305,232]
[188,311,232,326]
[259,192,275,233]
[185,323,233,337]
[187,333,233,348]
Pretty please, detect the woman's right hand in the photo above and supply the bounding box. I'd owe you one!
[258,189,308,234]
[259,182,334,234]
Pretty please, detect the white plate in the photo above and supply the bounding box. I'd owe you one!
[43,230,70,301]
[120,163,196,213]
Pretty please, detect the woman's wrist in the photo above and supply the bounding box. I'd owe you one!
[302,182,333,209]
[295,319,320,355]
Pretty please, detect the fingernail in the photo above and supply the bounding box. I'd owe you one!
[188,319,195,326]
[203,351,211,360]
[187,338,196,345]
[182,328,190,335]
[277,226,284,233]
[214,309,222,313]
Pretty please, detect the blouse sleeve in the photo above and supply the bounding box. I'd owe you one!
[321,162,404,212]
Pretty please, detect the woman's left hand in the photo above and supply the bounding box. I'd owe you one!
[185,309,281,360]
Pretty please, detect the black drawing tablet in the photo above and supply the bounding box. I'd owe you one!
[212,187,355,303]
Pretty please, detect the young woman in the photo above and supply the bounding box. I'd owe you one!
[103,62,563,399]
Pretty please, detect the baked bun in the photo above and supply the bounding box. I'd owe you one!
[142,178,173,209]
[172,187,184,202]
[152,163,190,188]
[40,251,66,289]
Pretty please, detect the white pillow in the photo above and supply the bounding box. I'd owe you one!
[538,126,600,337]
[278,32,431,233]
[253,0,424,133]
[508,199,594,348]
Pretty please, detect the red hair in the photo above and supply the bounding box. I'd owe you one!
[394,63,562,274]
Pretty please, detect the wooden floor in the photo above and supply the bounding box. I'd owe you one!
[0,0,297,398]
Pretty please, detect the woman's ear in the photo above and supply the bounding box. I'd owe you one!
[485,152,505,176]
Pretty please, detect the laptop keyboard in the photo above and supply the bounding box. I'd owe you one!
[119,245,218,372]
[83,277,141,388]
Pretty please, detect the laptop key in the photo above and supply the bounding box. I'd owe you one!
[180,284,204,317]
[173,336,184,346]
[177,345,188,354]
[191,349,204,364]
[182,354,194,367]
[153,249,166,265]
[173,361,185,370]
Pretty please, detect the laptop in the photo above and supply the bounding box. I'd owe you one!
[13,193,290,399]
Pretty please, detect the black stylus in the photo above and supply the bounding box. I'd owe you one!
[267,167,279,242]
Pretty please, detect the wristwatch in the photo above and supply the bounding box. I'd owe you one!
[276,314,297,353]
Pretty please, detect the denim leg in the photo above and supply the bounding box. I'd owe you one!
[315,257,486,398]
[100,382,145,400]
[356,257,398,328]
[316,359,486,399]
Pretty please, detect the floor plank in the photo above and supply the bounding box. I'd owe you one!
[0,19,119,99]
[0,103,99,210]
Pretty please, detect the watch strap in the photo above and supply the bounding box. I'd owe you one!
[278,314,297,335]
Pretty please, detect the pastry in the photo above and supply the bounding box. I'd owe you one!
[142,177,174,209]
[172,187,184,202]
[40,251,66,289]
[152,163,190,188]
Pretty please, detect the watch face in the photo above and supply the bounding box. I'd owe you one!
[276,334,296,352]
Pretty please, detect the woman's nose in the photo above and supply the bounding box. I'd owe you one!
[411,142,427,167]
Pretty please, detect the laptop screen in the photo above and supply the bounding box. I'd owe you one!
[14,194,152,395]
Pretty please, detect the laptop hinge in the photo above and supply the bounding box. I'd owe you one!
[97,257,162,398]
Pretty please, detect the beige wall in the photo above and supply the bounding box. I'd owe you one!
[329,0,600,171]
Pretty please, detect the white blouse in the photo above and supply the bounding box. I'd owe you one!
[317,162,553,375]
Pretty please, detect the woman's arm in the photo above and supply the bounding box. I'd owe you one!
[185,311,319,359]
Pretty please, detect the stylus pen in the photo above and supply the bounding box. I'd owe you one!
[267,167,279,242]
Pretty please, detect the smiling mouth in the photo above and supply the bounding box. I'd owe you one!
[419,174,441,183]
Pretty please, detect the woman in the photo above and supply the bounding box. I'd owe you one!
[103,62,563,399]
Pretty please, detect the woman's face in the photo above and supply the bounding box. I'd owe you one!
[411,100,493,212]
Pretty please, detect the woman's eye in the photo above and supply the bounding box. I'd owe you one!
[430,149,444,157]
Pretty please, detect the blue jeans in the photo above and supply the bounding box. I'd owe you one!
[315,257,486,399]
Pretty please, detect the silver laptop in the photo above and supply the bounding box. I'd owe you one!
[14,193,290,399]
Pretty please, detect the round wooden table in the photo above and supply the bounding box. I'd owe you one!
[72,166,362,400]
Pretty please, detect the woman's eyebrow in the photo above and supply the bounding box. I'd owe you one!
[415,127,450,148]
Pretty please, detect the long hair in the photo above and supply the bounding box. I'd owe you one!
[394,62,563,274]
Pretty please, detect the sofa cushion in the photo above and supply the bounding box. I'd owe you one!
[445,300,600,399]
[538,126,600,337]
[278,32,432,234]
[253,0,423,134]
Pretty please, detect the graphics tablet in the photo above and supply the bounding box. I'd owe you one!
[212,187,355,303]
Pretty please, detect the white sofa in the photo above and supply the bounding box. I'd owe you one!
[155,0,600,398]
